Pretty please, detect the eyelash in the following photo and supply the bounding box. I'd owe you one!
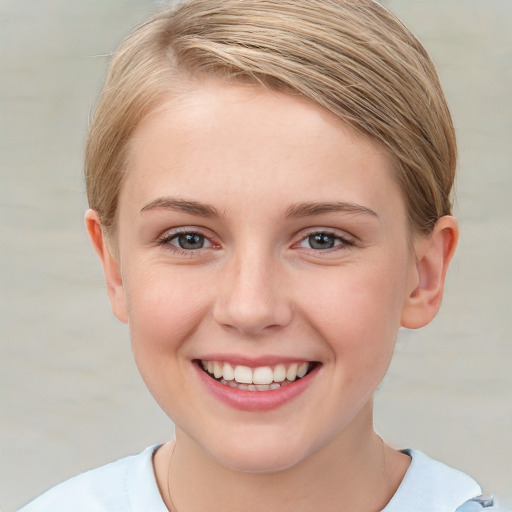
[157,229,355,255]
[296,230,355,252]
[158,229,216,256]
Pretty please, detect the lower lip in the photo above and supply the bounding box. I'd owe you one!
[194,362,319,412]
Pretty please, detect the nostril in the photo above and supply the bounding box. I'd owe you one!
[211,267,293,335]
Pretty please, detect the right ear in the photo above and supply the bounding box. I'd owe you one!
[85,209,128,324]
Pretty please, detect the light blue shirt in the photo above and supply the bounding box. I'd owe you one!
[382,449,483,512]
[19,445,495,511]
[19,445,166,512]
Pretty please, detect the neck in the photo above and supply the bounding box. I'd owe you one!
[154,407,409,512]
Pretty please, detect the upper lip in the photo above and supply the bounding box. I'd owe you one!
[195,354,315,367]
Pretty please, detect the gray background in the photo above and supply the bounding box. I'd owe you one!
[1,1,510,510]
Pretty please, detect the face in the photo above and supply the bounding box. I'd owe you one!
[104,81,421,472]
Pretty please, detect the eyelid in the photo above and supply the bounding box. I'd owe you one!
[294,228,356,250]
[157,227,220,251]
[169,232,213,249]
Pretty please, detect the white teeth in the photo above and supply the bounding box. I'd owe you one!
[222,362,235,381]
[253,366,274,385]
[234,365,253,384]
[201,360,312,388]
[213,362,223,379]
[273,364,286,382]
[286,363,298,381]
[297,362,308,378]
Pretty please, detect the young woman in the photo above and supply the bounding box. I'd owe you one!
[20,1,496,510]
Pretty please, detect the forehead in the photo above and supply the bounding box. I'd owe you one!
[121,80,404,222]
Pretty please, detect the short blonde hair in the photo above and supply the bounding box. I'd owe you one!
[85,0,456,235]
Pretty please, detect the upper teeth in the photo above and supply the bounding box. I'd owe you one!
[201,361,310,385]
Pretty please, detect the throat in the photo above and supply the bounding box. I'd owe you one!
[162,430,402,512]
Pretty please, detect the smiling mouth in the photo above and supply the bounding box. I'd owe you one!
[197,360,318,391]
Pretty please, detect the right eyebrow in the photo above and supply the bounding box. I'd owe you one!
[140,197,222,218]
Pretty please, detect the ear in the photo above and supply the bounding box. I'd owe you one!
[401,216,459,329]
[85,209,128,324]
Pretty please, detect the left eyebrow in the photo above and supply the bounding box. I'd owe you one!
[285,201,378,219]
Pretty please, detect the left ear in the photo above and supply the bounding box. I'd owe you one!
[401,216,459,329]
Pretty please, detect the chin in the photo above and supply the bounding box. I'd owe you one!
[221,451,302,474]
[201,433,313,474]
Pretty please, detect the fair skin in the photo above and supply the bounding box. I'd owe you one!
[86,81,458,512]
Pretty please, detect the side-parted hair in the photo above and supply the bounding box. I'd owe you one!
[85,0,456,236]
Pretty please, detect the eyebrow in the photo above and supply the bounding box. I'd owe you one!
[285,201,378,218]
[140,197,221,217]
[140,197,377,220]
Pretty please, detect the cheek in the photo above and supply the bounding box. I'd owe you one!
[121,267,212,412]
[297,259,407,367]
[304,262,404,325]
[122,267,210,372]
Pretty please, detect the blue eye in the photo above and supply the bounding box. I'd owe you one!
[308,233,336,249]
[175,233,205,249]
[163,232,212,250]
[299,232,351,250]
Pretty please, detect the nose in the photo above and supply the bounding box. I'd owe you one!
[212,250,292,336]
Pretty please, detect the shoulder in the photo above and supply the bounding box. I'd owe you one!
[383,449,486,512]
[18,445,166,512]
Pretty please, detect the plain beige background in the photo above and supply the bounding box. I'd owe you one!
[1,1,511,510]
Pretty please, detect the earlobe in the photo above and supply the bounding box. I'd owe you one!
[401,216,459,329]
[85,209,128,324]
